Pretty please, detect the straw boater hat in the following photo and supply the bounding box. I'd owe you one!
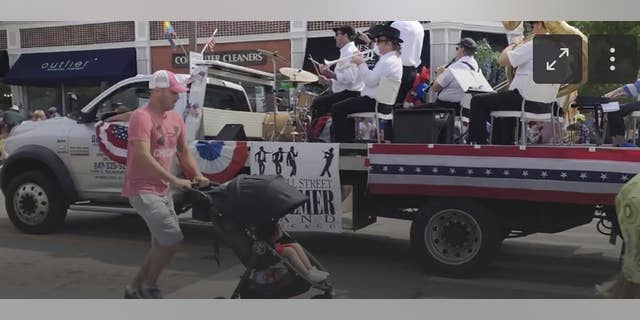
[10,104,20,111]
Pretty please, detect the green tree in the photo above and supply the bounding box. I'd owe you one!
[474,38,506,87]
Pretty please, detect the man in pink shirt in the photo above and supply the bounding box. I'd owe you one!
[123,70,209,299]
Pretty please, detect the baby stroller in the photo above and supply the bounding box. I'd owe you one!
[190,174,334,299]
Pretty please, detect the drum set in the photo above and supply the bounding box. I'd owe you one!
[259,49,320,142]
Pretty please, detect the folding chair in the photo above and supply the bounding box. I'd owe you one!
[347,77,401,143]
[489,76,560,145]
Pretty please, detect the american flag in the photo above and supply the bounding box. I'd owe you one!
[367,144,640,205]
[96,121,128,164]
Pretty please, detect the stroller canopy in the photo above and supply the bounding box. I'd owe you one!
[215,175,309,227]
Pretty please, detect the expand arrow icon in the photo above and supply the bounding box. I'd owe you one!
[559,48,569,58]
[546,60,557,71]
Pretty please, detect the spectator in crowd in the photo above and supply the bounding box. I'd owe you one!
[32,110,47,121]
[4,104,26,132]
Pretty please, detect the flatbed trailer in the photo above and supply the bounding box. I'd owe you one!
[208,142,636,277]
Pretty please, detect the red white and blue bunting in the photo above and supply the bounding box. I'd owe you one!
[95,121,128,165]
[187,140,248,183]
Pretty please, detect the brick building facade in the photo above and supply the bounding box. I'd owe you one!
[0,21,514,112]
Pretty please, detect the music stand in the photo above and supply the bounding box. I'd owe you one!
[448,67,493,143]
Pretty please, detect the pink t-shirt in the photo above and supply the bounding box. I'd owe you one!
[122,105,186,197]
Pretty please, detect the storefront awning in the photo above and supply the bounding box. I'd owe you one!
[0,51,9,77]
[3,47,137,86]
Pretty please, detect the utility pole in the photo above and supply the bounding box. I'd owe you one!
[188,21,197,53]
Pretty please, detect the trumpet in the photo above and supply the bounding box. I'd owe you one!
[323,49,375,67]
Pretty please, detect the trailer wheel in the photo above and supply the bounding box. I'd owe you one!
[410,198,501,277]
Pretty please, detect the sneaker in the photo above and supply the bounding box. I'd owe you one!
[124,286,141,299]
[306,269,328,283]
[139,285,163,299]
[310,266,330,278]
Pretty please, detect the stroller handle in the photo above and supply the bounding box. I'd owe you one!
[188,182,225,206]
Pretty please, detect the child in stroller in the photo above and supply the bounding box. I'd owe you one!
[262,222,329,283]
[190,174,333,299]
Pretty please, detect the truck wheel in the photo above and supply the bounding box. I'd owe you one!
[5,171,69,234]
[410,198,500,277]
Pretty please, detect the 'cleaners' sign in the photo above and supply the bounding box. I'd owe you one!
[172,50,265,67]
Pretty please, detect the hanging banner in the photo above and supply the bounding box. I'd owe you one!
[184,52,207,142]
[249,142,341,233]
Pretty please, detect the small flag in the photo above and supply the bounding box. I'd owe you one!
[163,21,174,34]
[163,21,177,49]
[201,29,218,54]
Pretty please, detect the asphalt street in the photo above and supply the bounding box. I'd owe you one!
[0,192,623,298]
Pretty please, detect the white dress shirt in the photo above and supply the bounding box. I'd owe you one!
[331,41,365,93]
[391,21,424,68]
[357,51,403,99]
[436,55,480,103]
[507,41,533,93]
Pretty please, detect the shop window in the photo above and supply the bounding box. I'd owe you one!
[26,84,103,115]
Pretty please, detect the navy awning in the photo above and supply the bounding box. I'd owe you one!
[3,47,137,86]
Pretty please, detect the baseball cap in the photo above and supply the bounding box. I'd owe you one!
[457,38,478,52]
[149,70,188,93]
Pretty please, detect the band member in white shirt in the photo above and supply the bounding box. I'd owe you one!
[312,25,365,118]
[390,21,424,104]
[330,25,403,142]
[468,21,549,145]
[429,37,480,113]
[358,21,424,105]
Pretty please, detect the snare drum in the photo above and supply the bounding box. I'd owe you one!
[296,91,317,109]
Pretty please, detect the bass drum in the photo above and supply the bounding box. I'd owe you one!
[262,113,298,141]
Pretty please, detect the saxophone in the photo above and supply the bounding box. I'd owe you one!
[500,21,589,98]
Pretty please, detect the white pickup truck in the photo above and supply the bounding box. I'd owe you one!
[0,63,272,234]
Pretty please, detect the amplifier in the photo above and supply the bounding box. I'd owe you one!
[392,107,455,144]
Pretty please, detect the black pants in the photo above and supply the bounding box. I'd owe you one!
[397,66,418,104]
[468,90,550,145]
[311,90,360,118]
[331,95,391,142]
[607,101,640,137]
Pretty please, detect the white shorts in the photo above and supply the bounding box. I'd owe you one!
[129,193,183,247]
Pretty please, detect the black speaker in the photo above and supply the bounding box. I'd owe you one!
[216,124,247,141]
[392,107,455,144]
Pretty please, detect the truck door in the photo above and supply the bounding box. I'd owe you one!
[67,81,149,202]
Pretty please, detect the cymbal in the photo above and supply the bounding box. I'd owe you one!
[279,67,318,83]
